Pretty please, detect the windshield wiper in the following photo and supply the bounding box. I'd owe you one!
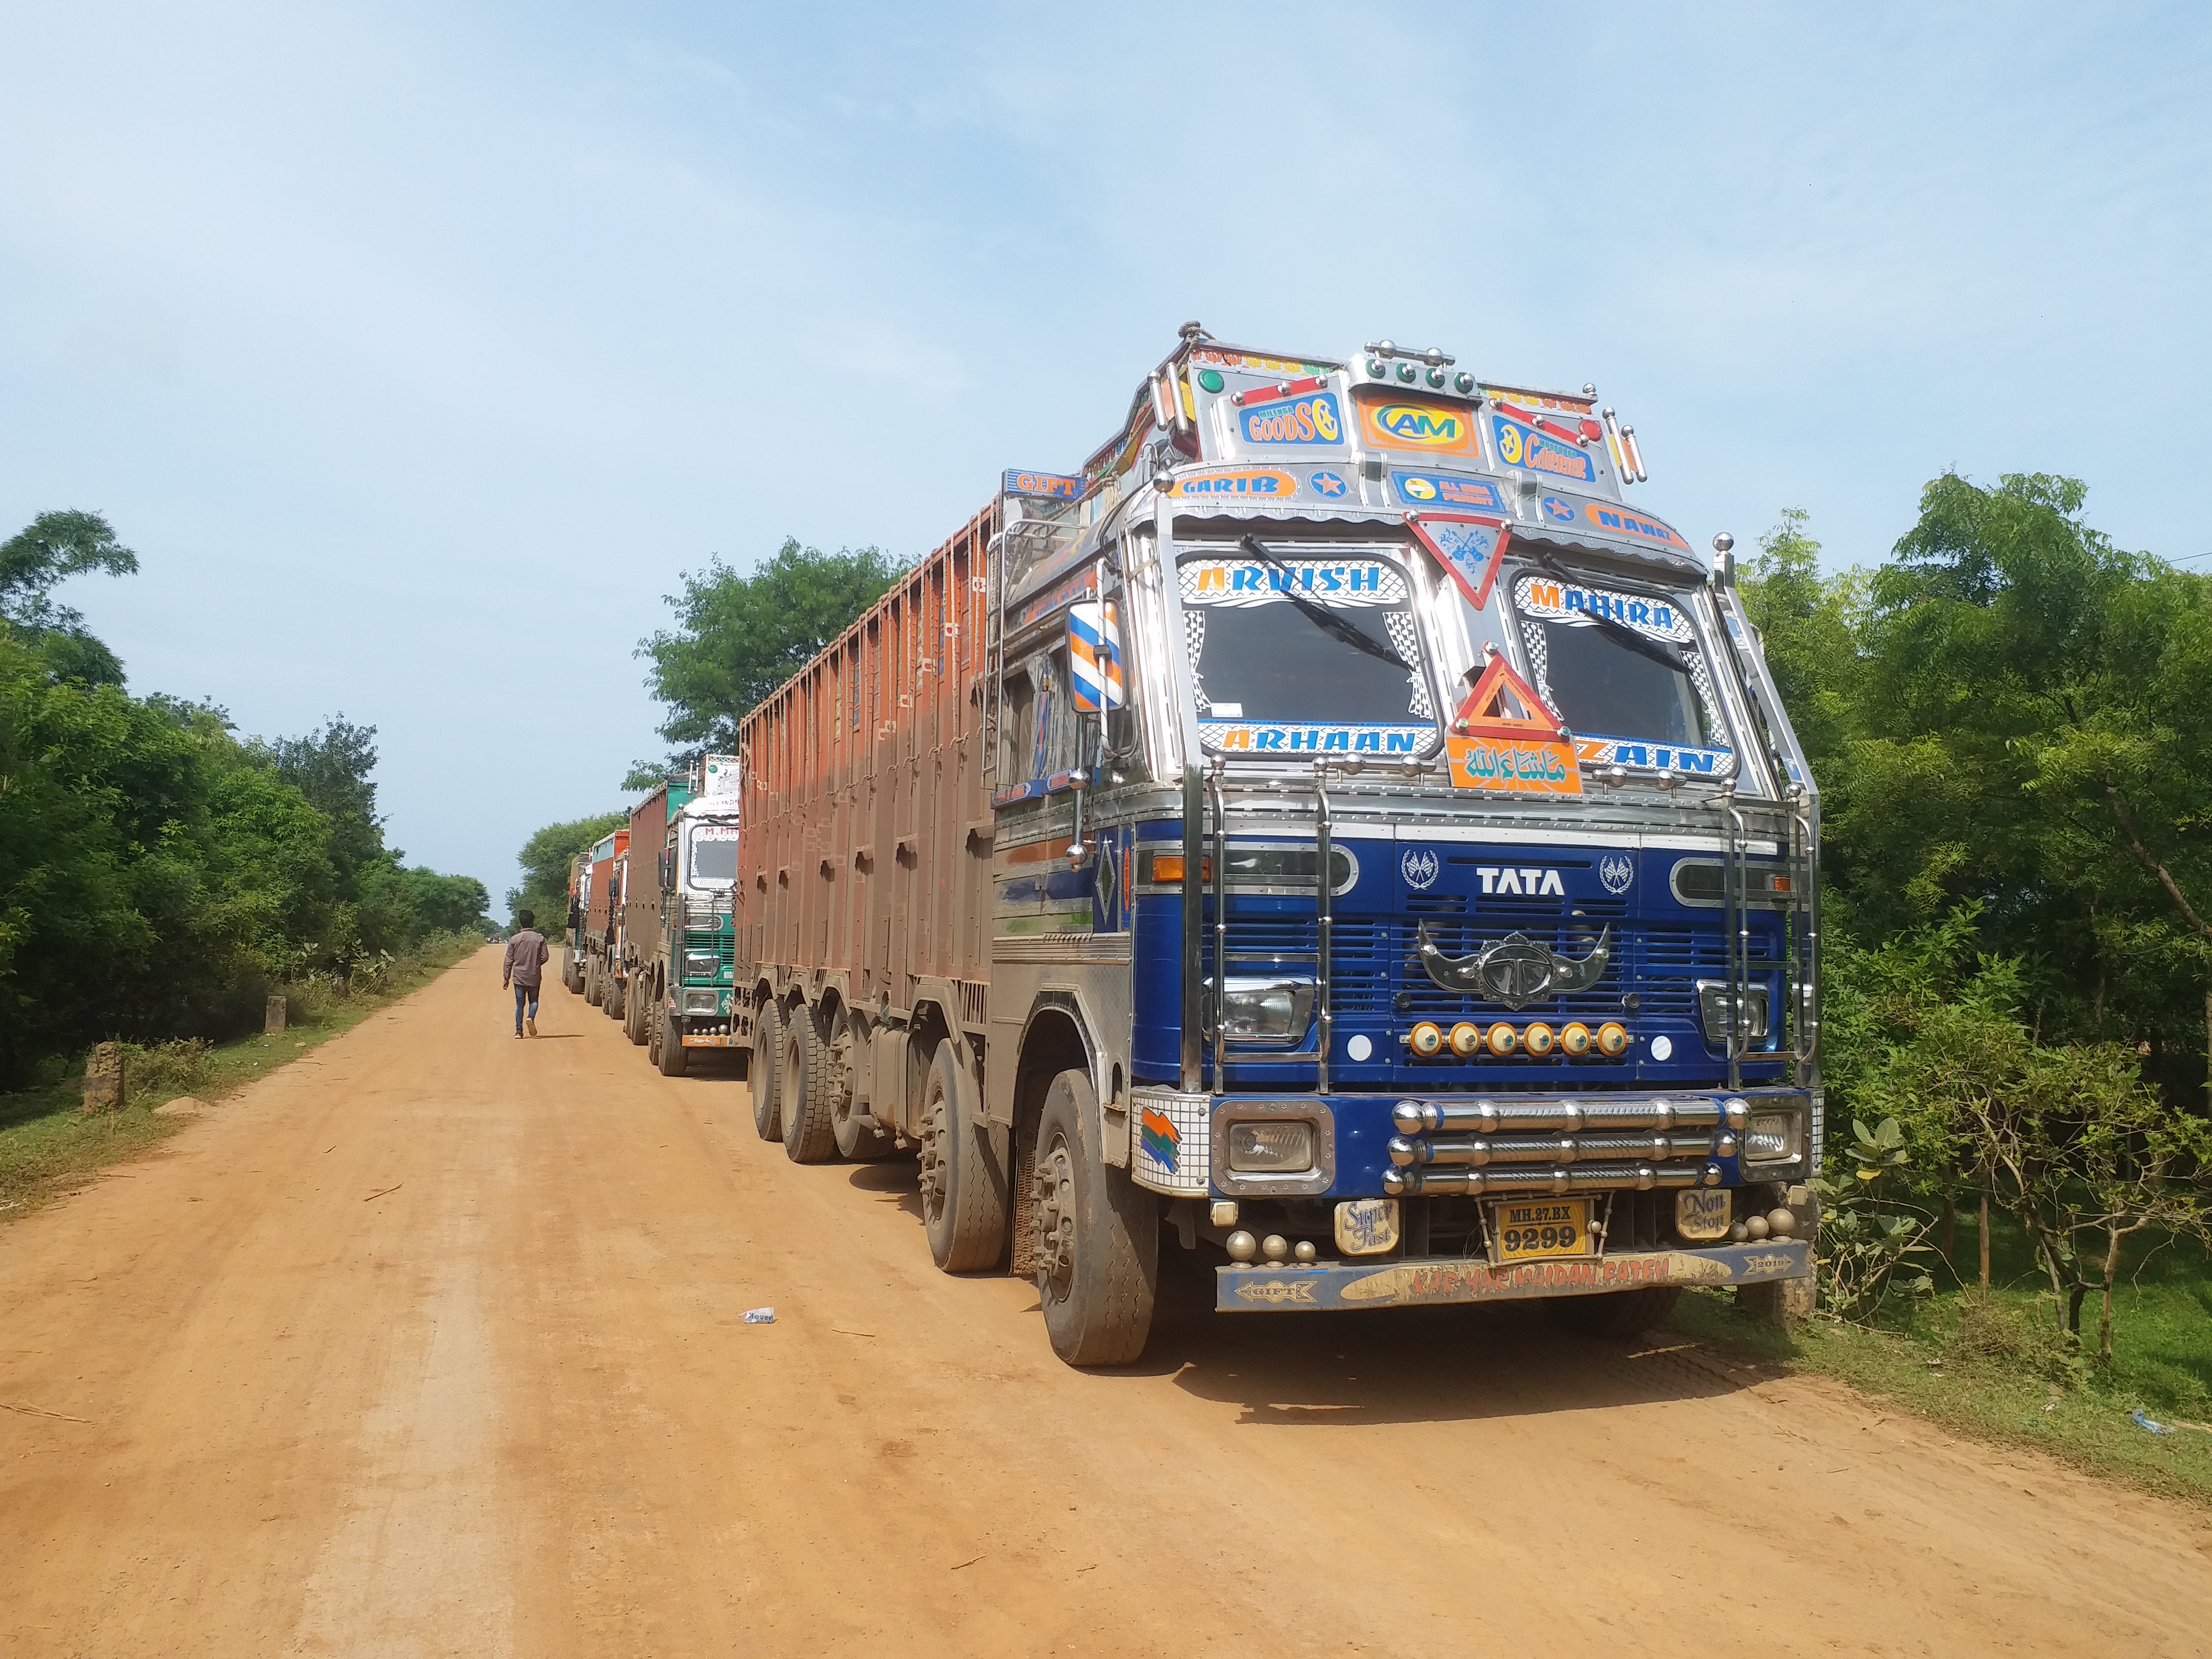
[1526,547,1689,675]
[1237,536,1411,672]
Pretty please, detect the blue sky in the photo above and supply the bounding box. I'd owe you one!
[4,2,2208,902]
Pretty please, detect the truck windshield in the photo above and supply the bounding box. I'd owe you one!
[1509,570,1729,757]
[687,830,739,884]
[1179,550,1435,754]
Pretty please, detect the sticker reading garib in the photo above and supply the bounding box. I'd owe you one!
[1179,556,1435,756]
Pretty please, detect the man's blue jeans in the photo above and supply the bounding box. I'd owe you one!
[513,981,540,1033]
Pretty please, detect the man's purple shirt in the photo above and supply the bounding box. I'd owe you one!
[503,929,550,988]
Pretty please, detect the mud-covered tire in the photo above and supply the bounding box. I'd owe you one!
[603,974,625,1022]
[1545,1286,1681,1337]
[1031,1069,1156,1366]
[750,998,782,1140]
[583,956,601,1007]
[559,947,577,994]
[653,995,688,1077]
[920,1042,1008,1272]
[624,974,649,1045]
[780,1006,838,1164]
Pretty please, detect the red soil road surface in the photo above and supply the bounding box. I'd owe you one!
[2,946,2208,1658]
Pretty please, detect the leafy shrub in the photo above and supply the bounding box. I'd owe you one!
[116,1037,213,1103]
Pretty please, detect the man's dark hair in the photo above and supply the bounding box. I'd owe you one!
[517,909,536,929]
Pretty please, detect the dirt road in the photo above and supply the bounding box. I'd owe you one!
[3,947,2206,1657]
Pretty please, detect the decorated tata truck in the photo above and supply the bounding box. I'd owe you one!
[624,756,745,1076]
[730,326,1820,1366]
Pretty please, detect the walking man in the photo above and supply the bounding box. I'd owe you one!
[504,909,550,1037]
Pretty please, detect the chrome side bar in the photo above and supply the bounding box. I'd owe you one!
[1314,761,1334,1094]
[1180,763,1204,1094]
[1209,762,1227,1090]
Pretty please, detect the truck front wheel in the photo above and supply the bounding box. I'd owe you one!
[920,1043,1007,1273]
[653,996,688,1077]
[1031,1069,1156,1367]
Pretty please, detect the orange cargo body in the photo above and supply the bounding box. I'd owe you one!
[737,503,998,1007]
[586,831,630,934]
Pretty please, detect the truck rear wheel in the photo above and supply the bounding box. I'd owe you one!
[1545,1286,1681,1337]
[625,974,649,1045]
[1031,1069,1156,1367]
[750,998,782,1140]
[584,956,601,1007]
[603,974,625,1022]
[920,1043,1007,1273]
[780,1006,838,1164]
[653,996,688,1077]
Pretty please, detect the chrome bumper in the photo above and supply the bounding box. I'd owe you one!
[1215,1238,1812,1311]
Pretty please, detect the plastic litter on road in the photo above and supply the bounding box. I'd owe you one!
[2130,1408,2174,1435]
[743,1308,775,1324]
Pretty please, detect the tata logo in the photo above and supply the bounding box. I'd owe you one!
[1599,853,1634,894]
[1401,848,1441,891]
[1476,866,1566,896]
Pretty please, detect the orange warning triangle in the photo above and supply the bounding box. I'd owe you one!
[1452,654,1566,739]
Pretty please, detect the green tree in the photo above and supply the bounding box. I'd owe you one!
[633,538,903,781]
[0,509,140,686]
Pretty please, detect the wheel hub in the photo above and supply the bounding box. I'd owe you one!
[919,1093,948,1223]
[1031,1135,1076,1297]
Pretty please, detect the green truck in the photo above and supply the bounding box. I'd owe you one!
[619,756,745,1076]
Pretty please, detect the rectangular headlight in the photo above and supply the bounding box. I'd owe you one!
[684,951,721,980]
[1215,977,1316,1045]
[1743,1109,1803,1164]
[1227,1119,1316,1173]
[682,989,721,1015]
[1696,980,1771,1044]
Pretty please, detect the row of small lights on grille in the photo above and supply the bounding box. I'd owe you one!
[1405,1019,1630,1060]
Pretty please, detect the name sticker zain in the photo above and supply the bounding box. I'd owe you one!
[1355,391,1480,457]
[1489,411,1594,484]
[1238,391,1344,446]
[1393,471,1505,510]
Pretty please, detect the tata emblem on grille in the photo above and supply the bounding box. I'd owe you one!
[1415,921,1611,1010]
[1401,848,1440,890]
[1599,853,1634,894]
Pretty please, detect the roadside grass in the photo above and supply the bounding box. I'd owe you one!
[0,934,486,1221]
[1673,1211,2212,1505]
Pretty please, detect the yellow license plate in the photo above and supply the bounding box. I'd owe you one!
[1492,1198,1594,1262]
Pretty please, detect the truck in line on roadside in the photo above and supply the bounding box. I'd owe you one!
[609,325,1823,1367]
